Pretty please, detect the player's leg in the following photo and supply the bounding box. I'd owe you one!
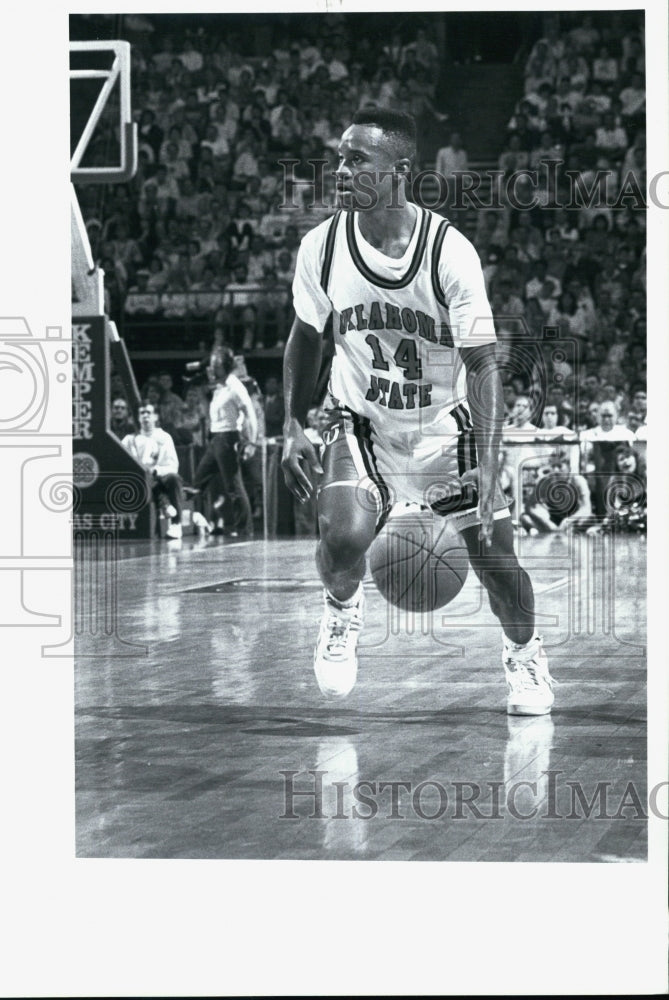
[459,515,554,715]
[459,514,534,643]
[317,411,385,600]
[311,409,389,698]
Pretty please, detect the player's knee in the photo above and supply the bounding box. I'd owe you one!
[319,512,372,566]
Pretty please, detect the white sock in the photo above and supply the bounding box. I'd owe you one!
[504,630,539,651]
[327,582,363,609]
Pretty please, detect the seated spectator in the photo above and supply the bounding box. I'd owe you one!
[619,72,645,125]
[137,108,164,164]
[496,279,526,319]
[538,404,577,440]
[156,371,186,430]
[498,133,530,176]
[226,201,256,255]
[200,123,230,159]
[262,267,291,348]
[219,265,262,350]
[160,268,191,319]
[531,455,594,532]
[504,395,540,438]
[569,14,600,53]
[210,96,239,147]
[595,112,628,160]
[592,46,619,84]
[159,124,194,165]
[525,259,550,300]
[122,399,185,539]
[109,397,136,440]
[174,176,201,220]
[435,132,468,192]
[151,165,180,215]
[631,387,647,423]
[146,255,168,293]
[529,130,564,168]
[256,156,280,201]
[233,136,261,183]
[625,410,644,435]
[586,79,612,116]
[124,269,162,316]
[592,444,646,534]
[190,269,224,317]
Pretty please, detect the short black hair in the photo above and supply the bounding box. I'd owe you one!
[351,108,417,162]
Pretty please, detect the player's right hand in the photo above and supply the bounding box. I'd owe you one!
[281,419,324,503]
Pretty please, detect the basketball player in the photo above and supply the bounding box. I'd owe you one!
[281,109,554,715]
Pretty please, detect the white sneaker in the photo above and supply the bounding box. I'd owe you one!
[314,586,364,698]
[503,634,554,716]
[165,523,183,539]
[164,503,177,519]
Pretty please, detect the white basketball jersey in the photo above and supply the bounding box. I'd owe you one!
[292,205,497,432]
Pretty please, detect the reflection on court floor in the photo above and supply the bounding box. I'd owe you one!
[75,532,647,861]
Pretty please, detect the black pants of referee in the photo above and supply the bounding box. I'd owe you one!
[193,430,253,535]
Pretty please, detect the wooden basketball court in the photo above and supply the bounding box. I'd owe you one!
[74,530,647,861]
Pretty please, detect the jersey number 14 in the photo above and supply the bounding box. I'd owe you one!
[365,334,423,380]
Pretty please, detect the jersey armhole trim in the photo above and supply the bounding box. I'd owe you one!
[320,211,341,295]
[430,218,451,308]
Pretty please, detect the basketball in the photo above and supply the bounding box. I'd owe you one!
[368,508,469,612]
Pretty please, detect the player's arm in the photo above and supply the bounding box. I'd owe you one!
[441,228,501,547]
[460,343,503,547]
[281,315,324,503]
[281,225,332,503]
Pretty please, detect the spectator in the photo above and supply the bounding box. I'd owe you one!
[592,46,619,84]
[619,72,645,126]
[191,346,258,537]
[122,399,185,539]
[156,370,187,432]
[631,387,647,422]
[533,455,594,532]
[220,265,262,350]
[580,400,636,517]
[538,404,577,439]
[181,384,209,449]
[498,133,530,176]
[591,444,646,534]
[109,397,136,439]
[435,132,468,198]
[595,112,628,160]
[124,269,162,316]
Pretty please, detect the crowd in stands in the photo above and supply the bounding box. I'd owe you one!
[89,10,646,535]
[78,16,449,350]
[439,12,647,533]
